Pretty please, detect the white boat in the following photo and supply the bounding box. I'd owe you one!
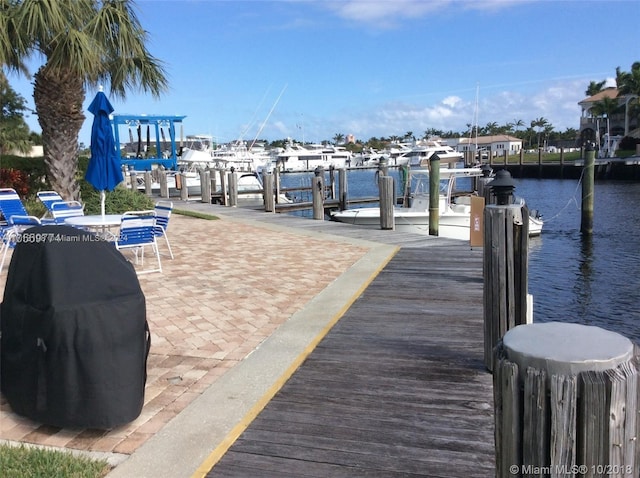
[179,136,272,172]
[274,140,353,171]
[397,139,465,168]
[330,167,543,240]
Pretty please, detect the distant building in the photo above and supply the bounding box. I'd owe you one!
[345,134,356,144]
[450,135,522,158]
[578,87,638,143]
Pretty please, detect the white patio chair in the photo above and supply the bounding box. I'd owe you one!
[154,200,174,259]
[114,210,162,274]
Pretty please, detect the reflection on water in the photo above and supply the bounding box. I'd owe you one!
[517,179,640,343]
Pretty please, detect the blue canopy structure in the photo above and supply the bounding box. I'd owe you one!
[86,90,124,216]
[112,114,187,171]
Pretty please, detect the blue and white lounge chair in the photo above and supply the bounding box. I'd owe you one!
[37,190,84,223]
[154,200,174,259]
[0,188,43,272]
[115,210,162,274]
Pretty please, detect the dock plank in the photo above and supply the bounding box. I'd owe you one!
[202,225,495,478]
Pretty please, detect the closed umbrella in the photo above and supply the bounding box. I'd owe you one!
[85,89,123,216]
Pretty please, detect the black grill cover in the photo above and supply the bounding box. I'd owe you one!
[1,225,149,429]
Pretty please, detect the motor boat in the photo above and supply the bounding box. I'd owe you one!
[273,140,353,172]
[330,167,543,240]
[397,139,465,168]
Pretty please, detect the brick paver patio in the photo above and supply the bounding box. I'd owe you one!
[0,213,369,456]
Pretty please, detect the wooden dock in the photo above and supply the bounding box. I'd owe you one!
[181,203,495,477]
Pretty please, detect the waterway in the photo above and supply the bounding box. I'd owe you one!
[281,169,640,343]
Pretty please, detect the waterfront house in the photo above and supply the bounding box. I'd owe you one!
[578,87,638,142]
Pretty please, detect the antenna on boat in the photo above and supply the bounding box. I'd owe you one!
[469,84,480,164]
[250,83,287,149]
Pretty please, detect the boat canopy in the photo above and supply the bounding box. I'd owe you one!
[112,114,187,170]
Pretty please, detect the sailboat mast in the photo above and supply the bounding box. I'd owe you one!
[250,84,287,149]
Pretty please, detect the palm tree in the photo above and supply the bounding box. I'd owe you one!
[511,119,524,136]
[531,117,550,148]
[484,122,499,135]
[0,1,168,200]
[590,97,621,118]
[616,62,640,132]
[332,133,344,145]
[585,80,607,97]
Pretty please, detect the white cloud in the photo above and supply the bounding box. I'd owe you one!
[321,0,531,26]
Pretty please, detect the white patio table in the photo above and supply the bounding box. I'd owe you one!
[65,214,122,239]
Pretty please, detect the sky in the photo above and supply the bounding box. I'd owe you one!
[6,0,640,147]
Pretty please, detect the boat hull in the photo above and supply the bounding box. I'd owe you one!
[331,206,542,240]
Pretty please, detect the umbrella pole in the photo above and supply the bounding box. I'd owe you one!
[101,190,106,217]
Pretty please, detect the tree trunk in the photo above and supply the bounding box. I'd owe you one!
[34,66,85,201]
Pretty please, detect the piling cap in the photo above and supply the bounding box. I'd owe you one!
[585,142,595,151]
[430,153,440,162]
[489,169,515,190]
[490,170,515,205]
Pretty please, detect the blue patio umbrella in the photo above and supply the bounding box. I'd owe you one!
[85,89,123,216]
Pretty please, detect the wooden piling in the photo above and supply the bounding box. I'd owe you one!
[379,176,395,230]
[274,168,282,204]
[159,170,169,198]
[581,143,595,234]
[228,171,238,207]
[218,169,227,206]
[483,202,529,372]
[144,171,152,196]
[129,171,137,191]
[263,172,275,212]
[179,173,188,201]
[338,168,348,211]
[428,155,440,236]
[312,167,324,220]
[200,170,211,204]
[494,323,639,478]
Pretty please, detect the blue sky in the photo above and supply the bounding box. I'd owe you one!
[7,0,640,147]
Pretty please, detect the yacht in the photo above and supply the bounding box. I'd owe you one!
[274,140,353,172]
[397,139,465,168]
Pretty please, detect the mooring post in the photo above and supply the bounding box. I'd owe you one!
[144,171,152,196]
[494,322,639,478]
[263,171,275,212]
[428,154,440,236]
[129,171,137,191]
[312,166,324,220]
[228,168,238,207]
[159,170,169,198]
[274,167,283,204]
[179,172,189,201]
[379,175,395,230]
[200,169,211,204]
[378,157,389,177]
[218,169,227,206]
[338,168,348,211]
[581,142,595,234]
[483,170,529,372]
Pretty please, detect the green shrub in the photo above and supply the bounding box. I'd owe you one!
[79,182,155,215]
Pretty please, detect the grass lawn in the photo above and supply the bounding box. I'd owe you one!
[0,444,111,478]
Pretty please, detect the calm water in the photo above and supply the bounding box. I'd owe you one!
[281,169,640,342]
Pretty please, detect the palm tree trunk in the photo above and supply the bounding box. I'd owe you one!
[33,66,85,201]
